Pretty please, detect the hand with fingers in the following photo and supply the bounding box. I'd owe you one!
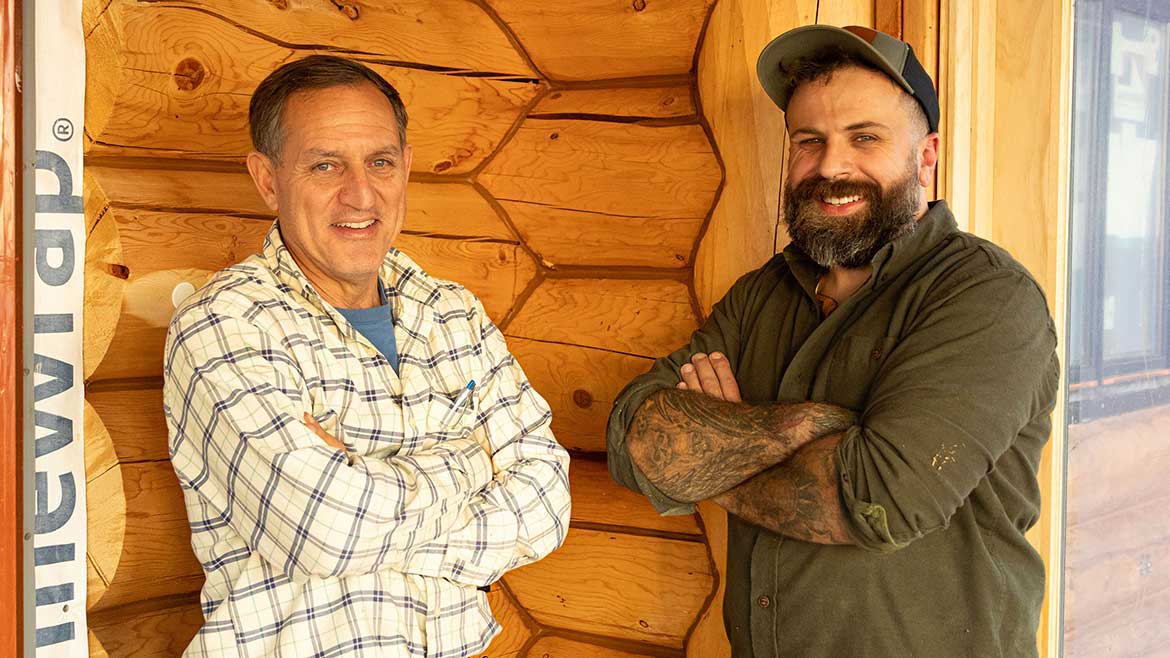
[677,352,741,403]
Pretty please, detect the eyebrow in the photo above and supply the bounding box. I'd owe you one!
[844,121,891,132]
[303,146,402,159]
[790,121,893,138]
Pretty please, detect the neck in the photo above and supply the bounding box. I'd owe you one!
[316,277,381,309]
[819,264,872,305]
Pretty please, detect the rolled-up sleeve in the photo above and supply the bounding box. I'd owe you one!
[836,270,1059,551]
[606,269,761,515]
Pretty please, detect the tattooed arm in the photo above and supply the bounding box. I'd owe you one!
[625,387,855,503]
[712,434,855,544]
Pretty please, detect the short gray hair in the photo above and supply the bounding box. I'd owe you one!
[249,55,408,162]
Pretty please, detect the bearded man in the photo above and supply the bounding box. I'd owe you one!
[606,25,1059,658]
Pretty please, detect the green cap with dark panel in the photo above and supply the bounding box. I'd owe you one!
[756,25,939,132]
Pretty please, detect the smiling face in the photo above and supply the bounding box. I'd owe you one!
[782,65,938,268]
[246,82,413,308]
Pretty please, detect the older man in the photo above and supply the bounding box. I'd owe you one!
[607,25,1059,658]
[165,55,570,658]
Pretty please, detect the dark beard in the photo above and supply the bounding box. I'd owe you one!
[782,166,922,269]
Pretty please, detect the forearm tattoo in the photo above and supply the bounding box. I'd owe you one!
[625,388,855,502]
[715,435,855,545]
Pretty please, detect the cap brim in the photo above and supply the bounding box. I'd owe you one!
[756,25,914,111]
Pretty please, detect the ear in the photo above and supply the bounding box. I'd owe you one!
[917,132,941,188]
[246,151,280,213]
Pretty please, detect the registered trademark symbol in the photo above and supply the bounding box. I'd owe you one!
[52,118,74,141]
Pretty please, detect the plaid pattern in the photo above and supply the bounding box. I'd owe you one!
[165,223,570,658]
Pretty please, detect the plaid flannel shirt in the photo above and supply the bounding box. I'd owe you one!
[165,223,570,658]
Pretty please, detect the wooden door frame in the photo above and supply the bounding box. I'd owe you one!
[1,0,24,655]
[938,1,1075,656]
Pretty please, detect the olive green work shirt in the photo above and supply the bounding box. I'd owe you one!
[607,202,1060,658]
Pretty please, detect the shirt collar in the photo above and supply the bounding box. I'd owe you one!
[261,221,444,314]
[782,200,958,297]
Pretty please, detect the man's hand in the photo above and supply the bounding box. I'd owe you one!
[304,413,349,461]
[676,352,741,402]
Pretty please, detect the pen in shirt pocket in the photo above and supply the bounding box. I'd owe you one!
[439,380,475,429]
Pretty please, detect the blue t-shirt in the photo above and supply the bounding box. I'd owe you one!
[337,282,399,374]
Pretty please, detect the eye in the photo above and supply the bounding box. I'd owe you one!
[854,134,877,143]
[797,137,824,146]
[312,161,335,172]
[371,158,393,168]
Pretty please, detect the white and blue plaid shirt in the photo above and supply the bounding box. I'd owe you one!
[165,224,570,658]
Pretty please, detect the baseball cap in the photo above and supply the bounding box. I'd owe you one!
[756,25,939,133]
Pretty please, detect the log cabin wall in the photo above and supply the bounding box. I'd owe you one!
[81,0,725,656]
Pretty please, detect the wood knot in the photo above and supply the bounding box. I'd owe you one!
[572,389,593,409]
[632,0,647,11]
[173,58,206,91]
[549,132,559,140]
[432,160,453,173]
[549,92,562,100]
[661,95,675,107]
[106,263,130,280]
[266,0,289,8]
[330,0,360,20]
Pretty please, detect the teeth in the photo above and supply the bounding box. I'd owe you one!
[334,219,375,229]
[824,195,862,206]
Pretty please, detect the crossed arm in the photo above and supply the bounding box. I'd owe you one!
[625,352,858,545]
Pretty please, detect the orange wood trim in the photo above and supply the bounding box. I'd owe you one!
[876,0,904,37]
[0,0,23,654]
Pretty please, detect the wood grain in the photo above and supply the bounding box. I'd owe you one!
[1064,494,1170,635]
[532,86,696,119]
[83,400,118,495]
[394,234,536,322]
[501,201,700,269]
[148,0,534,77]
[693,0,816,311]
[1066,405,1170,525]
[0,0,19,652]
[83,171,127,379]
[86,460,204,613]
[506,278,698,358]
[1064,586,1170,658]
[507,337,654,454]
[84,2,539,174]
[524,635,663,658]
[1064,405,1170,658]
[89,599,203,658]
[815,0,876,26]
[87,211,534,382]
[481,120,720,221]
[686,501,729,658]
[482,586,533,658]
[875,0,903,37]
[484,0,716,81]
[504,528,712,648]
[86,387,169,464]
[568,458,702,537]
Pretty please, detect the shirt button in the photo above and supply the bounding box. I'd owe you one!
[757,595,771,609]
[870,347,883,359]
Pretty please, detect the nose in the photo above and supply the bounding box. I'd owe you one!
[816,138,854,181]
[338,166,375,210]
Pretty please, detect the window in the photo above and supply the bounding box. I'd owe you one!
[1068,0,1170,422]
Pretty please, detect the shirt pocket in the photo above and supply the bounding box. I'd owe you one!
[827,334,898,410]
